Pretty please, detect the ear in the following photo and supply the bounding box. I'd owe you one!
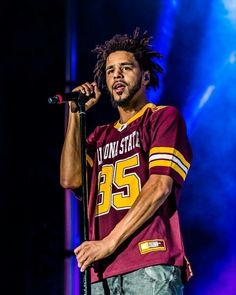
[142,71,150,85]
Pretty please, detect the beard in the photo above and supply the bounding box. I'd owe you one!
[109,76,142,108]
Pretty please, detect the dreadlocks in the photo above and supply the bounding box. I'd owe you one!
[92,27,164,91]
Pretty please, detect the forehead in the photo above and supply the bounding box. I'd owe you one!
[106,51,138,67]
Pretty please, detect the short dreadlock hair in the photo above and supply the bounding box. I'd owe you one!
[92,27,164,91]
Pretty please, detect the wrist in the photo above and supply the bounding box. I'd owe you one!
[103,234,119,253]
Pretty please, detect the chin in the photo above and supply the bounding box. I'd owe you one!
[111,95,133,108]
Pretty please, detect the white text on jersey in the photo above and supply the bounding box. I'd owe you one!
[97,131,141,165]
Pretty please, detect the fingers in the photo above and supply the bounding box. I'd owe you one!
[74,239,114,272]
[80,256,92,272]
[91,81,101,98]
[72,82,95,97]
[71,82,101,111]
[74,242,95,272]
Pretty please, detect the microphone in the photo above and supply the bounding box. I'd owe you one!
[48,92,93,105]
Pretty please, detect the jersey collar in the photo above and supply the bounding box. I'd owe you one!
[114,103,156,130]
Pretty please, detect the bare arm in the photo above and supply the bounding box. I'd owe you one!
[60,107,82,188]
[60,82,101,189]
[74,174,173,271]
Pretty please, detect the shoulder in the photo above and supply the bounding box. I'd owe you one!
[151,105,181,115]
[148,104,184,122]
[89,122,115,140]
[92,123,110,137]
[94,124,110,133]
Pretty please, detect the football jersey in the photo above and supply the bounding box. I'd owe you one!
[86,103,193,283]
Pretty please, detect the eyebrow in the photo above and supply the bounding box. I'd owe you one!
[105,62,134,71]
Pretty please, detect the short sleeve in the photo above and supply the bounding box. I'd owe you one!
[149,106,192,186]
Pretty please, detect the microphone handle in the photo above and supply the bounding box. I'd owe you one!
[48,92,92,104]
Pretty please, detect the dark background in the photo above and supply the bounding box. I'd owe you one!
[1,1,66,294]
[1,0,236,294]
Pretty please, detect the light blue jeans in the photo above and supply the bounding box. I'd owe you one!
[91,265,184,295]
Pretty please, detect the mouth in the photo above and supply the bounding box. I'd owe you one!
[112,81,127,94]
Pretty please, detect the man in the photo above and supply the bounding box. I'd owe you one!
[60,28,193,294]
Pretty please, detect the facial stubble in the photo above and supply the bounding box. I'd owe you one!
[109,76,142,108]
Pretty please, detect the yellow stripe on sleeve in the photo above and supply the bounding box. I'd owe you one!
[149,159,186,180]
[150,147,190,169]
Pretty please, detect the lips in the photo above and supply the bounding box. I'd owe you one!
[112,81,127,94]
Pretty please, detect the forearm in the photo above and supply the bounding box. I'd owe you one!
[60,110,82,188]
[74,176,173,272]
[105,175,173,250]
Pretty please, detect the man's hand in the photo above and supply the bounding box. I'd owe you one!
[70,81,101,112]
[74,238,116,272]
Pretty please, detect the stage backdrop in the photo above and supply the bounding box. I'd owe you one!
[1,0,235,294]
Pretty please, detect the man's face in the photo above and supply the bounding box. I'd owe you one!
[105,51,144,107]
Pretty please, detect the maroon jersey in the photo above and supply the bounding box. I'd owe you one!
[86,103,193,283]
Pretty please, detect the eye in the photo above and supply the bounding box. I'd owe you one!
[121,65,132,71]
[106,68,114,75]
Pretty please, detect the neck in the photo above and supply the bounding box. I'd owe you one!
[118,96,148,124]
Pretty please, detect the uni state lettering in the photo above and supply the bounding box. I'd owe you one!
[97,130,140,165]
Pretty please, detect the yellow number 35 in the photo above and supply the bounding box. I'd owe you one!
[96,154,141,217]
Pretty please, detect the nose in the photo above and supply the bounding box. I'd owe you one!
[113,66,124,79]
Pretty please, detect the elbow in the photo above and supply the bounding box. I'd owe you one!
[160,179,173,200]
[154,186,172,206]
[60,176,81,189]
[149,175,173,205]
[60,179,71,189]
[161,183,172,199]
[60,177,71,189]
